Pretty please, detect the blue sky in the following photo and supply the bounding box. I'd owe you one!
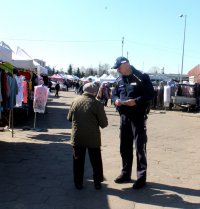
[1,0,200,73]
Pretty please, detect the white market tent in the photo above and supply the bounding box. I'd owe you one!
[65,75,74,80]
[37,65,48,75]
[1,41,48,77]
[0,41,13,63]
[12,47,39,69]
[80,77,87,81]
[60,74,79,80]
[87,76,96,81]
[80,74,116,83]
[100,74,108,79]
[100,74,116,83]
[94,77,101,82]
[79,75,100,82]
[73,75,80,80]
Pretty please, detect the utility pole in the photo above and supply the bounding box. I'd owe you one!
[179,14,187,83]
[122,37,124,56]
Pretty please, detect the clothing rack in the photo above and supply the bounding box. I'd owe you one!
[2,109,14,137]
[0,62,14,137]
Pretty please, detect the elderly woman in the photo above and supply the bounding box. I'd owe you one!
[67,83,108,190]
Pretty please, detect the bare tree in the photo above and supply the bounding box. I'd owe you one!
[98,63,110,76]
[148,66,162,74]
[85,67,98,76]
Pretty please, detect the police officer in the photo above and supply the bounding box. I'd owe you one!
[112,57,154,189]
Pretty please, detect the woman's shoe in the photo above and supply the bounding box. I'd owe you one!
[75,183,83,190]
[94,182,102,190]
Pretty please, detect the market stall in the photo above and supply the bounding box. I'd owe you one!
[0,41,51,134]
[0,62,16,137]
[49,74,64,80]
[0,44,12,63]
[100,74,116,83]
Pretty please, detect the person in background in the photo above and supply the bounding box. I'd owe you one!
[97,83,111,107]
[152,81,158,109]
[75,81,80,94]
[64,80,69,92]
[67,83,108,190]
[48,79,52,92]
[55,81,60,97]
[78,81,84,95]
[88,78,93,83]
[110,83,115,105]
[157,81,164,109]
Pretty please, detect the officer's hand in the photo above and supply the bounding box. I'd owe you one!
[125,99,136,106]
[115,99,122,106]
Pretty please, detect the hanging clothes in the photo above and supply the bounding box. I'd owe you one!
[1,71,9,105]
[0,71,2,120]
[22,81,28,104]
[19,71,31,81]
[31,73,38,91]
[7,75,18,109]
[14,75,23,107]
[33,85,48,113]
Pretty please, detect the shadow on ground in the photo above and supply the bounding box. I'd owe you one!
[27,133,71,142]
[0,140,199,209]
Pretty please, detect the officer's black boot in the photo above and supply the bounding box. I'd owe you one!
[132,178,146,189]
[114,174,131,184]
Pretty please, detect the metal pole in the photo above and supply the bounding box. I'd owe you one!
[11,109,14,138]
[8,109,11,129]
[122,37,124,56]
[34,112,37,129]
[127,51,128,59]
[180,15,187,83]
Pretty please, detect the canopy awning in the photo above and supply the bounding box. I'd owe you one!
[12,46,40,70]
[37,65,48,75]
[0,42,13,63]
[49,74,64,80]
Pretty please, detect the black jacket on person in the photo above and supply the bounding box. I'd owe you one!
[112,66,154,116]
[55,83,60,91]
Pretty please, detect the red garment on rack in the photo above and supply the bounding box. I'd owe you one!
[22,81,28,103]
[19,71,31,81]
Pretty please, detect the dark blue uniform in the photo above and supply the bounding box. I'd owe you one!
[112,66,154,182]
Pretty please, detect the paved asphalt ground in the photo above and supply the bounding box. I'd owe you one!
[0,90,200,209]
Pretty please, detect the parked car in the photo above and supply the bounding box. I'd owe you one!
[171,84,197,111]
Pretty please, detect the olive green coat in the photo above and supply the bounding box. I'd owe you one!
[67,93,108,148]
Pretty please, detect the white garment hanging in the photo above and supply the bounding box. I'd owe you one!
[14,75,23,107]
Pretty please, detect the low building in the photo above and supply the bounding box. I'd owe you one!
[188,64,200,83]
[148,73,188,82]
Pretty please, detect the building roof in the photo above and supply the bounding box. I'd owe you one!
[188,64,200,83]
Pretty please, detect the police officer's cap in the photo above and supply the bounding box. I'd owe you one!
[111,57,129,69]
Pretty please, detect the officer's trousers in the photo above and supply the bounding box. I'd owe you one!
[73,146,104,185]
[120,114,147,181]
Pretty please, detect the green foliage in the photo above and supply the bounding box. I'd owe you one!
[68,64,73,75]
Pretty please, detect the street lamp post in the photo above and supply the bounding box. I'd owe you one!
[179,14,187,83]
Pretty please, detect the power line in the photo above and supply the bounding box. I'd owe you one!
[0,38,121,43]
[1,37,199,59]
